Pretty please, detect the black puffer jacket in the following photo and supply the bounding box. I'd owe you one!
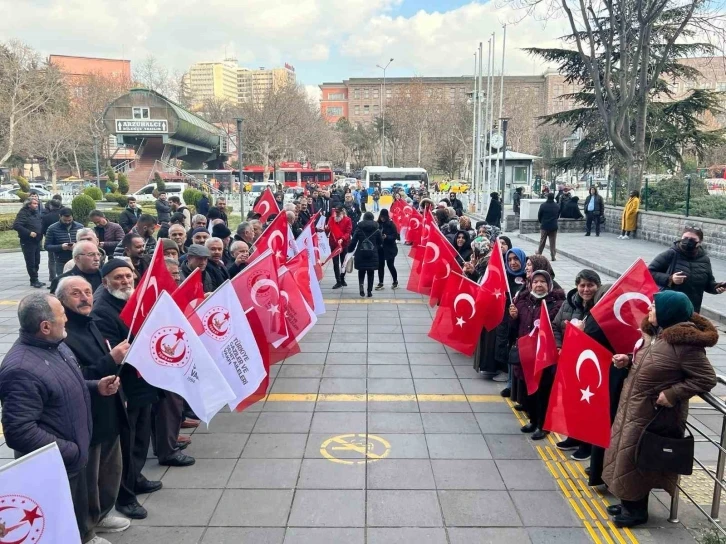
[538,201,560,231]
[0,332,94,475]
[63,307,127,446]
[648,242,720,312]
[44,220,84,263]
[92,287,159,409]
[348,219,382,270]
[552,288,593,347]
[118,206,142,233]
[13,204,43,243]
[377,218,399,261]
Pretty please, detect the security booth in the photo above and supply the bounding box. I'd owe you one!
[103,88,230,191]
[484,151,539,204]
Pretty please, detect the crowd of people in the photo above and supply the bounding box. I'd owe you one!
[4,182,726,539]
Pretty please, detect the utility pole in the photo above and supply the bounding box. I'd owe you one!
[235,118,245,218]
[471,52,478,192]
[376,58,394,166]
[93,135,101,189]
[495,25,506,200]
[500,118,510,197]
[481,39,490,212]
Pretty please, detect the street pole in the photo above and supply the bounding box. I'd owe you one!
[486,35,495,209]
[377,58,394,166]
[235,118,245,219]
[500,118,509,198]
[481,39,490,212]
[471,52,478,193]
[93,135,101,189]
[495,25,506,200]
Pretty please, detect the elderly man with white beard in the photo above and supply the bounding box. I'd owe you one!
[91,259,162,520]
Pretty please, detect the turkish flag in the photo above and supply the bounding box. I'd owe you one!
[408,207,434,261]
[253,212,289,267]
[286,250,314,310]
[544,323,613,449]
[406,209,434,293]
[253,188,279,224]
[278,268,317,344]
[589,258,658,354]
[232,249,289,358]
[518,301,559,395]
[478,241,508,331]
[428,272,488,356]
[390,199,406,230]
[235,309,271,411]
[171,267,206,334]
[407,208,423,246]
[120,244,179,335]
[422,227,461,304]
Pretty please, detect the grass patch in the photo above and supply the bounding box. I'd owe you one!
[0,230,20,250]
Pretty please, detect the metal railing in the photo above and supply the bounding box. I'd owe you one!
[111,159,136,174]
[147,160,220,195]
[668,374,726,537]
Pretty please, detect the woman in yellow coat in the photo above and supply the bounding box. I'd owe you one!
[619,190,640,239]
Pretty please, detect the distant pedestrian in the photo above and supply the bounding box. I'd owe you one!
[513,187,523,215]
[44,208,83,277]
[449,192,464,217]
[619,190,640,239]
[375,209,398,290]
[583,187,604,236]
[196,193,210,216]
[118,197,142,234]
[372,188,381,212]
[13,198,45,288]
[559,196,583,219]
[485,192,502,228]
[155,192,171,239]
[347,211,382,297]
[536,193,559,261]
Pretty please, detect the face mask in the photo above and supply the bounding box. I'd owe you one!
[531,290,547,300]
[681,238,698,252]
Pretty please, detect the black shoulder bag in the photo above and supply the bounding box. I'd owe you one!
[635,407,694,475]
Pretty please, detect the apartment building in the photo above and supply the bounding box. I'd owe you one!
[49,54,131,85]
[184,60,297,106]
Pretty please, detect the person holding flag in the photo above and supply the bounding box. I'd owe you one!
[326,206,352,289]
[550,269,602,461]
[509,269,564,440]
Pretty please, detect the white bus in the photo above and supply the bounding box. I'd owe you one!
[361,166,428,194]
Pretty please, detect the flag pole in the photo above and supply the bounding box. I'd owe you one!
[125,242,163,342]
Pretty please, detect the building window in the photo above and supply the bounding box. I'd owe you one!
[514,166,528,183]
[364,89,370,98]
[386,88,392,99]
[373,104,380,114]
[364,105,370,115]
[326,106,343,117]
[132,107,150,119]
[354,89,360,99]
[354,105,360,115]
[373,89,379,99]
[328,92,345,100]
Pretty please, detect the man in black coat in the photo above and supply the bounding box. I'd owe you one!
[92,260,161,520]
[0,292,120,540]
[41,198,63,282]
[537,193,560,261]
[118,197,142,233]
[155,192,171,238]
[205,237,231,290]
[49,240,103,294]
[44,208,84,276]
[227,241,250,278]
[13,198,45,287]
[57,276,132,536]
[583,187,605,236]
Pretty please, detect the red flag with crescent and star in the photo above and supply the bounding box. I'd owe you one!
[286,250,315,310]
[428,272,489,356]
[517,301,559,395]
[406,208,435,293]
[478,238,508,331]
[544,323,613,448]
[252,211,289,268]
[423,226,462,304]
[120,243,179,335]
[171,267,206,334]
[389,199,406,230]
[253,188,280,224]
[406,207,423,246]
[589,258,658,354]
[232,249,289,363]
[408,207,434,261]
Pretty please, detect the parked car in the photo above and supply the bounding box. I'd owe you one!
[0,187,52,201]
[131,182,187,204]
[249,182,277,201]
[284,187,305,203]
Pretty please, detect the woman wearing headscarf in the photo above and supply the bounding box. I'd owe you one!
[375,209,399,290]
[551,269,602,461]
[509,269,565,439]
[452,231,472,265]
[484,192,502,228]
[499,247,529,397]
[458,216,476,240]
[466,238,499,379]
[602,291,717,528]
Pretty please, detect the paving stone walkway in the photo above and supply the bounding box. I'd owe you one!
[0,243,723,543]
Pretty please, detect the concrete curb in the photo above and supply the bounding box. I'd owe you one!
[517,232,726,325]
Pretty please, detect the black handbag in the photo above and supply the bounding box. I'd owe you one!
[635,407,694,475]
[508,345,521,366]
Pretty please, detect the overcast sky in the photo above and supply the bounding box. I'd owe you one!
[3,0,570,97]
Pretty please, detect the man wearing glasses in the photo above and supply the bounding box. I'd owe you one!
[49,240,102,294]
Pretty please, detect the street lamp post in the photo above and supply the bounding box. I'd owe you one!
[376,58,394,166]
[235,117,245,218]
[93,135,101,189]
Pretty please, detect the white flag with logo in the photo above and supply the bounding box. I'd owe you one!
[194,281,267,410]
[295,228,325,315]
[0,443,80,543]
[124,291,235,423]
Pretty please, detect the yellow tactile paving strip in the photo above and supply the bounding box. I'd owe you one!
[506,398,639,544]
[262,393,502,403]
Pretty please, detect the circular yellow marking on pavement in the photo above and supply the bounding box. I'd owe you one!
[320,434,391,465]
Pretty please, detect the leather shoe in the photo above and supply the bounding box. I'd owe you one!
[520,422,536,433]
[607,504,622,516]
[116,501,148,520]
[531,428,549,440]
[500,387,511,398]
[31,281,45,288]
[612,512,648,528]
[513,403,525,411]
[181,418,200,429]
[134,480,162,494]
[331,282,342,289]
[159,452,195,467]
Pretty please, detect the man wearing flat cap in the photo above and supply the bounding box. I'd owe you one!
[181,244,215,292]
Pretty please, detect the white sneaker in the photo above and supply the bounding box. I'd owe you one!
[96,515,131,533]
[88,537,112,544]
[617,235,623,239]
[624,235,630,240]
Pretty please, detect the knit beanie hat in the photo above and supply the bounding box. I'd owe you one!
[653,291,694,329]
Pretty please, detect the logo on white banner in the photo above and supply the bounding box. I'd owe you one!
[202,307,231,342]
[151,327,192,370]
[0,494,45,543]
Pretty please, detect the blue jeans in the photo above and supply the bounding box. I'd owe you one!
[373,200,380,211]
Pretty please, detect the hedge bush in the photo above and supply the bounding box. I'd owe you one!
[105,181,118,193]
[106,167,116,184]
[643,176,709,213]
[183,188,203,213]
[71,194,96,226]
[0,213,17,232]
[14,176,30,192]
[83,186,103,201]
[117,173,129,195]
[681,196,726,220]
[105,193,130,206]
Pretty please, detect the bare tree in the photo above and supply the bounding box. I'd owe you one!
[20,108,73,189]
[133,55,185,101]
[0,41,65,165]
